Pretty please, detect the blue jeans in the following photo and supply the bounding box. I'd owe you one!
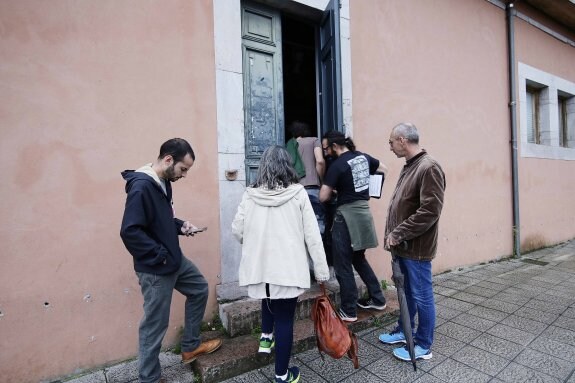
[395,255,435,350]
[305,188,325,235]
[261,297,298,376]
[136,257,208,383]
[332,213,385,316]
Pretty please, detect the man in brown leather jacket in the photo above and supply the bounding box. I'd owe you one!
[378,122,446,362]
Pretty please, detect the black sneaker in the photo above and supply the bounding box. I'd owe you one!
[357,298,386,310]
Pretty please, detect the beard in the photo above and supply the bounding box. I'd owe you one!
[165,164,181,182]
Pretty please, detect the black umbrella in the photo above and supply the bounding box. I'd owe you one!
[391,251,417,371]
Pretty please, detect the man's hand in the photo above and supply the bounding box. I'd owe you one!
[385,235,400,250]
[181,221,198,236]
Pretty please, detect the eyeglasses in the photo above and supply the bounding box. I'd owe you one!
[322,146,329,152]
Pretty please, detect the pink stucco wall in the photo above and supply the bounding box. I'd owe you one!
[514,4,575,250]
[349,0,574,280]
[0,1,220,382]
[2,0,574,382]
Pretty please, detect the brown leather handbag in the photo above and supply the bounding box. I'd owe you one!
[311,283,359,369]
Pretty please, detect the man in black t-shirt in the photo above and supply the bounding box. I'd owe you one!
[319,131,388,322]
[323,150,379,206]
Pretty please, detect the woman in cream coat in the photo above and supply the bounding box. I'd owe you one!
[232,145,329,383]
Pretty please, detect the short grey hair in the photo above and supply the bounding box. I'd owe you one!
[392,122,419,144]
[253,145,300,189]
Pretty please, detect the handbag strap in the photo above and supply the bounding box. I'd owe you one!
[319,282,327,296]
[318,282,337,312]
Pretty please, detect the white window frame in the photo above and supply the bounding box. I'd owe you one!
[558,91,575,149]
[518,62,575,160]
[525,85,541,144]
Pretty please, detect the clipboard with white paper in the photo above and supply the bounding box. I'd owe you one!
[369,173,385,199]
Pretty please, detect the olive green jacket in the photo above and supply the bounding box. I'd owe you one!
[286,138,306,178]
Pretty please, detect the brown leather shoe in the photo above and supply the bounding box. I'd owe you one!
[181,338,223,364]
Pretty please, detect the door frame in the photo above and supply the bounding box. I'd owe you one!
[213,0,354,291]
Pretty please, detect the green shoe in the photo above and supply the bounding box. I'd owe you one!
[258,336,275,353]
[275,366,300,383]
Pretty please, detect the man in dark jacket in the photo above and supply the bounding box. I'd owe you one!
[378,123,446,363]
[120,138,221,383]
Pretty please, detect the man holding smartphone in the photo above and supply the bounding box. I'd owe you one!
[120,138,221,383]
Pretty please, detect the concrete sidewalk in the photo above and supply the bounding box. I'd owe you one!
[63,240,575,383]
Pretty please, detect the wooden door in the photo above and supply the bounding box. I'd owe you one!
[240,0,343,184]
[318,0,343,136]
[241,2,284,185]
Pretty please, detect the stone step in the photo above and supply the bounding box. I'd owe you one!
[193,288,399,383]
[218,277,372,338]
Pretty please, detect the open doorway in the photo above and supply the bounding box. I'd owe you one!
[282,14,318,141]
[240,0,341,184]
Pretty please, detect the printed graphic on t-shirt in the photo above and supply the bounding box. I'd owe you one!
[347,155,370,192]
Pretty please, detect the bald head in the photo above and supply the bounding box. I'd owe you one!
[392,122,419,144]
[389,122,422,160]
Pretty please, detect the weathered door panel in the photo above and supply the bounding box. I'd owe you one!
[318,0,343,135]
[242,3,284,184]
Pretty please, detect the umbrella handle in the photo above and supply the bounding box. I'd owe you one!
[389,241,408,252]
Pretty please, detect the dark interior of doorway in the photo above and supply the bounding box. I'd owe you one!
[282,14,318,143]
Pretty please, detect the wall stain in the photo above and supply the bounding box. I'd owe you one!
[521,233,548,253]
[15,141,80,189]
[15,140,108,207]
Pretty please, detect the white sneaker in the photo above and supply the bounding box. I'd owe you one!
[338,308,357,322]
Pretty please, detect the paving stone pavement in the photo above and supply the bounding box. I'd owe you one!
[64,240,575,383]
